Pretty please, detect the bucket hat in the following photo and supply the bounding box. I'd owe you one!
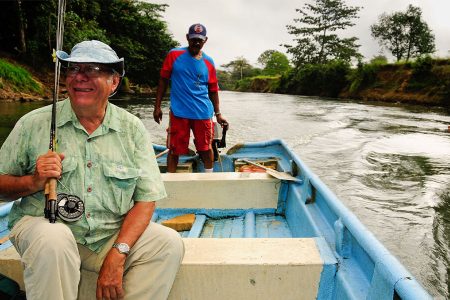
[56,40,125,76]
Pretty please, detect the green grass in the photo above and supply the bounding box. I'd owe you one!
[0,59,42,93]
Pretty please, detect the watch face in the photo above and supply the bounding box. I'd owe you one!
[115,243,130,254]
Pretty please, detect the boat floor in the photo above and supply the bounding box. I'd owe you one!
[154,211,293,238]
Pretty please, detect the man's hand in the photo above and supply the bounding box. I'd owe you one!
[96,250,126,300]
[153,107,163,124]
[32,151,65,191]
[216,114,229,129]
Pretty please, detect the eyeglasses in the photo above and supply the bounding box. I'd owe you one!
[65,64,115,78]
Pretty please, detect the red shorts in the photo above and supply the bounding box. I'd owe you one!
[167,112,214,155]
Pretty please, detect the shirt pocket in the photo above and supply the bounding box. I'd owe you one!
[102,163,140,215]
[58,157,78,192]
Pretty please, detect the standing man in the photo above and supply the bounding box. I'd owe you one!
[0,40,184,300]
[153,23,228,173]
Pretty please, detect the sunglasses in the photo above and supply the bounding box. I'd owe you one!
[65,63,115,78]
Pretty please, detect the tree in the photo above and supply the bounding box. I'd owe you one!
[221,56,255,81]
[95,0,178,85]
[257,50,291,75]
[0,0,177,85]
[371,5,435,62]
[285,0,362,67]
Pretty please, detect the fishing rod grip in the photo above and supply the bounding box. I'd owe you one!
[44,178,58,223]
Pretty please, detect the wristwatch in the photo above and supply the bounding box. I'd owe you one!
[112,242,130,255]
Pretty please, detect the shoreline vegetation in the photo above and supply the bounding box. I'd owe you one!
[1,56,449,108]
[1,1,448,108]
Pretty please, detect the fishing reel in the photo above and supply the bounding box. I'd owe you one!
[55,193,85,222]
[212,122,229,161]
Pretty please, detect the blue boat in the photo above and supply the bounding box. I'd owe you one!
[0,139,431,299]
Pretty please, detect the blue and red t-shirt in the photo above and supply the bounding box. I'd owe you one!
[160,47,219,120]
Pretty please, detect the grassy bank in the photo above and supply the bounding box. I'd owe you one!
[0,58,49,101]
[233,58,450,107]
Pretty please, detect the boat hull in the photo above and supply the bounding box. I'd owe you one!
[0,139,431,299]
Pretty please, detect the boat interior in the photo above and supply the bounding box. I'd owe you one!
[0,141,431,299]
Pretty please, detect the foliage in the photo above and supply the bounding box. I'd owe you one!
[370,55,388,65]
[0,59,42,93]
[257,50,291,76]
[371,5,435,62]
[257,50,277,67]
[64,11,109,48]
[407,55,436,91]
[234,78,253,92]
[221,56,259,81]
[0,0,177,86]
[347,61,383,94]
[94,1,178,85]
[278,60,350,97]
[411,55,433,78]
[216,70,234,91]
[285,0,362,67]
[250,75,281,93]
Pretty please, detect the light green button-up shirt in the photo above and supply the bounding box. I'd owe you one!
[0,99,166,252]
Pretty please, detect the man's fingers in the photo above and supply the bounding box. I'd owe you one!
[108,287,117,300]
[116,286,125,300]
[96,286,103,300]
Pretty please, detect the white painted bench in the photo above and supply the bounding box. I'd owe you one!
[159,172,282,209]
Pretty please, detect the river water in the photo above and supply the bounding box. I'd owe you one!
[1,91,450,298]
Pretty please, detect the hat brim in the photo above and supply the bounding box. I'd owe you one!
[56,50,124,64]
[55,50,125,76]
[188,34,206,40]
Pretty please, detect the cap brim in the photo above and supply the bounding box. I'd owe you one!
[188,34,206,40]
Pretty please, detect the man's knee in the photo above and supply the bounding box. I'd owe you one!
[15,218,78,258]
[162,226,185,262]
[140,223,185,263]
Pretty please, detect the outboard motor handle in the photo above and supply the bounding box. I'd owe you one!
[212,122,229,161]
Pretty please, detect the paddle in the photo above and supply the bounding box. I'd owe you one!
[238,159,302,183]
[155,148,169,159]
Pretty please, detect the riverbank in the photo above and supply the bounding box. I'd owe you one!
[0,57,153,102]
[0,57,52,101]
[237,58,450,108]
[1,56,449,108]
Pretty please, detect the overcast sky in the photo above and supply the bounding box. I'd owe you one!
[148,0,450,68]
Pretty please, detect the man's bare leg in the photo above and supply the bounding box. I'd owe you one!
[198,149,214,169]
[167,151,179,173]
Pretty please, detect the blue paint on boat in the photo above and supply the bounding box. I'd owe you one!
[315,237,338,300]
[244,211,255,238]
[0,139,432,299]
[187,215,206,238]
[169,138,431,299]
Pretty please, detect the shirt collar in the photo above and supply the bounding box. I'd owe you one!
[56,98,122,133]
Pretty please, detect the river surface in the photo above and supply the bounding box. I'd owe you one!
[1,91,450,298]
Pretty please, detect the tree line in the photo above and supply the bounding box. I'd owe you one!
[0,0,438,94]
[221,0,437,93]
[0,0,177,86]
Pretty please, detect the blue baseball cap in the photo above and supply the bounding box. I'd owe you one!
[56,40,125,76]
[188,24,207,40]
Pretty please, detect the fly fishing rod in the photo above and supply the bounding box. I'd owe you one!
[44,0,66,223]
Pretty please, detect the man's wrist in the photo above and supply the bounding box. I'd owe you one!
[214,111,221,116]
[112,242,130,255]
